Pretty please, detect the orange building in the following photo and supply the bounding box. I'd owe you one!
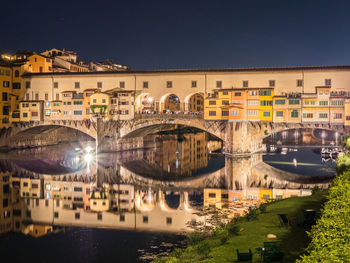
[229,89,247,121]
[27,54,52,73]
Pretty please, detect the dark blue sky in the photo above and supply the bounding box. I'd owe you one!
[2,0,350,70]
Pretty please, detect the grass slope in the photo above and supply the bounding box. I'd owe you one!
[155,191,326,263]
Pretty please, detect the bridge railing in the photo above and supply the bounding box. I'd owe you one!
[134,113,204,120]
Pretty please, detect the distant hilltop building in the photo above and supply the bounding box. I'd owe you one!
[89,59,130,72]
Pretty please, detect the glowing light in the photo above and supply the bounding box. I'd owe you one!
[84,153,93,163]
[321,131,326,139]
[75,156,80,163]
[147,97,154,103]
[75,147,81,151]
[85,146,93,153]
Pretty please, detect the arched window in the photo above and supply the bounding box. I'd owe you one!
[14,70,19,77]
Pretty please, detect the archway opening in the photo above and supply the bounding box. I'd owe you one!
[184,93,204,113]
[135,93,155,114]
[159,94,180,112]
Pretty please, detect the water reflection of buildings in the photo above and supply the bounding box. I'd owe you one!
[144,132,208,176]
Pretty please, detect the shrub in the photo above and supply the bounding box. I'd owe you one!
[259,203,267,213]
[220,233,229,245]
[245,207,259,221]
[196,241,211,257]
[187,232,204,246]
[226,223,240,236]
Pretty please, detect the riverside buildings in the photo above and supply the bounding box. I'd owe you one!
[14,65,350,126]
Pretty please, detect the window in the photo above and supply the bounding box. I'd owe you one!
[325,79,331,86]
[166,81,172,88]
[75,82,80,89]
[2,92,8,101]
[14,70,19,77]
[263,111,271,117]
[242,80,248,87]
[35,93,39,100]
[73,100,83,105]
[319,90,323,95]
[289,99,300,105]
[31,112,38,117]
[276,111,283,117]
[12,83,21,89]
[221,110,229,116]
[319,101,328,106]
[97,213,103,220]
[55,94,59,100]
[331,100,344,106]
[45,93,48,100]
[191,81,197,88]
[75,213,80,219]
[209,101,216,105]
[143,81,148,89]
[232,110,239,116]
[143,216,148,223]
[74,187,83,192]
[53,82,58,89]
[102,99,106,103]
[248,100,259,106]
[93,99,97,103]
[3,81,10,87]
[120,214,125,222]
[291,110,299,118]
[259,90,271,96]
[97,82,102,89]
[231,100,241,104]
[216,81,222,88]
[275,99,285,105]
[234,92,241,96]
[269,80,275,87]
[260,100,273,106]
[209,111,216,116]
[120,81,125,88]
[248,110,258,116]
[166,217,172,224]
[249,90,257,96]
[209,193,216,198]
[303,113,313,118]
[222,100,229,105]
[74,111,83,115]
[334,113,342,119]
[23,113,28,117]
[297,79,303,87]
[25,81,31,89]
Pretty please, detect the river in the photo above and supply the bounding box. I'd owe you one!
[0,130,337,262]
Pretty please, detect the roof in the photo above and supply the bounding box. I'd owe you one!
[21,64,350,78]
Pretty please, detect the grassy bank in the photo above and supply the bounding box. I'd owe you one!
[155,191,326,263]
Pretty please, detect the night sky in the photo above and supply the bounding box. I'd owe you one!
[2,0,350,70]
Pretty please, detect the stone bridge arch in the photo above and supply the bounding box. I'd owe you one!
[117,117,227,141]
[0,120,96,148]
[226,121,346,154]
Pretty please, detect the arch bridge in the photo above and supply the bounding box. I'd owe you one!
[0,117,346,154]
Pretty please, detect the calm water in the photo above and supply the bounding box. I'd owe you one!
[0,131,337,262]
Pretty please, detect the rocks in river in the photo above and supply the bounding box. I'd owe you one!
[267,233,277,239]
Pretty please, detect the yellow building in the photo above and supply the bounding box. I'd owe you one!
[0,64,12,126]
[203,188,229,209]
[246,89,260,121]
[0,172,13,234]
[19,101,44,122]
[204,89,231,120]
[90,190,110,212]
[90,92,110,118]
[259,88,274,121]
[27,54,52,73]
[302,86,331,123]
[83,89,98,119]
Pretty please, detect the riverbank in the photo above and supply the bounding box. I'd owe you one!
[154,191,326,263]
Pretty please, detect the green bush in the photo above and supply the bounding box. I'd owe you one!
[259,203,267,213]
[226,223,240,236]
[245,206,259,221]
[220,233,229,245]
[196,241,211,257]
[187,232,204,246]
[298,169,350,262]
